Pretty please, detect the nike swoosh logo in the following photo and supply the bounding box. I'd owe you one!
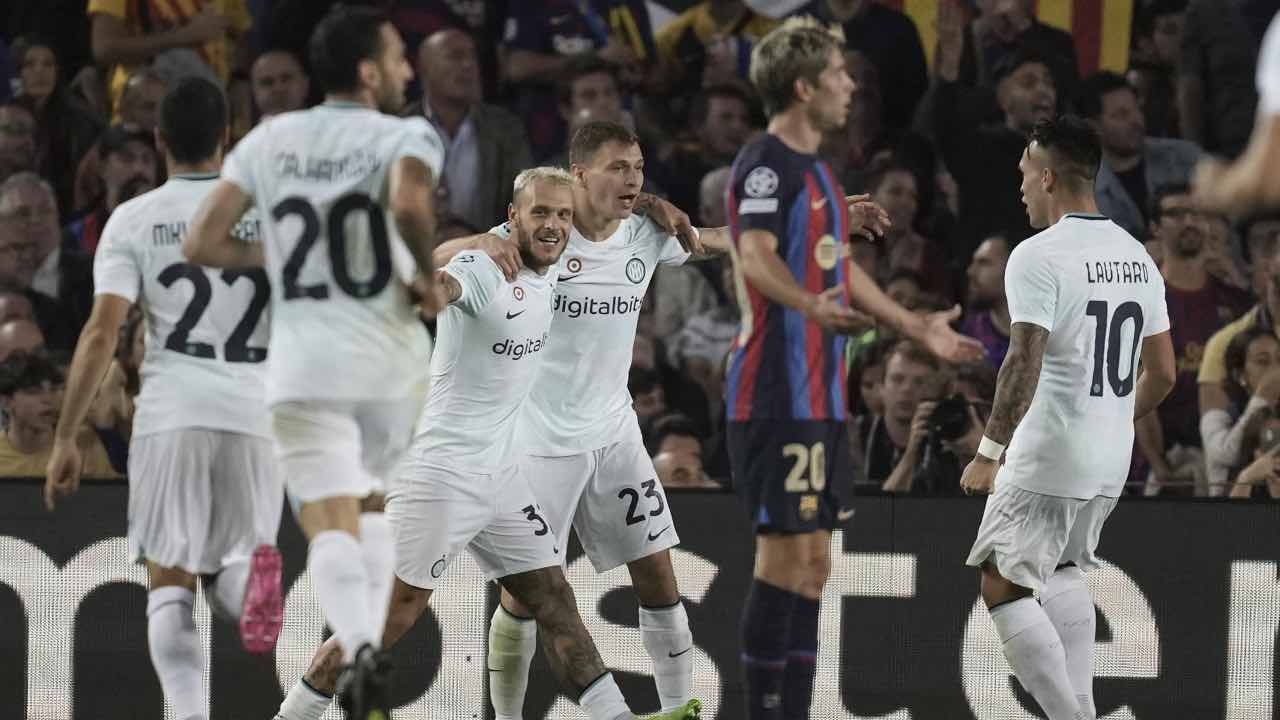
[553,546,559,554]
[668,646,692,658]
[648,525,672,542]
[837,509,855,521]
[506,310,526,319]
[811,197,827,211]
[557,274,580,282]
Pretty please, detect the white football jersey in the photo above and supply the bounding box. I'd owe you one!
[412,251,557,471]
[1000,213,1170,499]
[1260,11,1280,114]
[221,102,442,405]
[94,174,271,438]
[496,215,689,455]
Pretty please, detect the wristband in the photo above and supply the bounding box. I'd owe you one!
[977,436,1005,461]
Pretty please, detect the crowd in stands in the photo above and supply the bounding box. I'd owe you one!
[1,0,1277,499]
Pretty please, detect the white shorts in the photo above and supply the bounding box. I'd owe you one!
[271,395,425,505]
[387,458,561,589]
[522,439,679,573]
[128,429,282,575]
[965,482,1118,593]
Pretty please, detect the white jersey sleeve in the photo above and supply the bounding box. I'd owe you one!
[395,117,447,178]
[1005,241,1058,332]
[1145,271,1171,337]
[221,123,262,199]
[444,251,505,315]
[636,216,690,266]
[1259,11,1280,115]
[93,207,143,303]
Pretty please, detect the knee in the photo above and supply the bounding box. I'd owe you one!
[303,636,344,695]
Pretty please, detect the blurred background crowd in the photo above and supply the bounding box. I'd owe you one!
[0,0,1277,499]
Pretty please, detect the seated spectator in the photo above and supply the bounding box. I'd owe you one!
[848,336,893,423]
[544,56,632,167]
[699,166,731,228]
[1177,0,1268,160]
[1229,407,1280,499]
[14,37,104,220]
[1127,0,1187,138]
[650,413,720,489]
[0,99,37,185]
[250,49,309,120]
[868,162,951,297]
[0,319,45,360]
[73,69,167,212]
[960,0,1079,98]
[1078,71,1200,241]
[0,351,119,479]
[633,331,710,434]
[859,341,939,489]
[67,124,158,255]
[1205,327,1280,494]
[653,0,778,90]
[630,366,667,437]
[962,234,1012,369]
[1244,213,1280,295]
[409,28,531,238]
[883,269,925,313]
[667,258,738,419]
[0,286,35,324]
[656,83,754,226]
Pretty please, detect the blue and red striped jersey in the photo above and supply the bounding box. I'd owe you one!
[725,134,850,422]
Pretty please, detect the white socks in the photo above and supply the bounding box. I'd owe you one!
[990,597,1089,720]
[308,530,375,662]
[207,559,250,622]
[1042,566,1097,719]
[639,603,694,711]
[147,587,207,720]
[274,678,333,720]
[488,605,538,720]
[578,672,634,720]
[359,512,395,643]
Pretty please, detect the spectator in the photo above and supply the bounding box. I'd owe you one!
[0,172,93,350]
[409,28,531,237]
[630,366,667,435]
[961,234,1012,369]
[14,37,104,220]
[250,49,309,119]
[1230,407,1280,499]
[73,69,167,212]
[666,258,738,418]
[1244,213,1280,293]
[960,0,1079,98]
[656,83,753,226]
[0,351,119,478]
[884,269,924,312]
[1078,71,1201,241]
[650,413,719,489]
[67,124,158,256]
[0,99,37,185]
[1127,0,1187,138]
[1206,326,1280,494]
[699,166,731,228]
[0,319,45,360]
[503,0,656,159]
[87,0,248,117]
[653,0,778,90]
[634,331,711,434]
[867,162,950,297]
[848,336,893,423]
[0,287,35,324]
[1177,0,1271,159]
[860,341,939,489]
[803,0,928,131]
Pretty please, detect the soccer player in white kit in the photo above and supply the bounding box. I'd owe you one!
[44,77,284,720]
[183,7,443,718]
[959,116,1176,720]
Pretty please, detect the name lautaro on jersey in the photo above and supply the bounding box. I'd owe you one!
[1085,259,1153,285]
[152,218,263,247]
[492,332,549,360]
[274,149,383,183]
[554,294,643,319]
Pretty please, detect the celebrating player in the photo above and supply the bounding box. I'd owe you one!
[959,116,1175,720]
[183,7,442,718]
[45,77,284,720]
[725,19,986,720]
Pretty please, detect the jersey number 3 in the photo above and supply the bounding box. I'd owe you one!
[273,193,392,300]
[1085,300,1144,397]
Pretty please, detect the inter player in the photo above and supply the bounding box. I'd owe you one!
[44,77,283,720]
[725,20,985,720]
[183,7,442,718]
[959,116,1175,720]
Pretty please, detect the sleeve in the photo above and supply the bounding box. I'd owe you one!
[86,0,127,19]
[1144,272,1171,337]
[489,222,512,240]
[1258,11,1280,115]
[1003,243,1057,331]
[1202,398,1269,467]
[221,126,259,199]
[397,117,446,182]
[728,161,789,240]
[443,251,505,315]
[1196,318,1242,384]
[503,3,550,52]
[638,217,690,267]
[92,209,142,303]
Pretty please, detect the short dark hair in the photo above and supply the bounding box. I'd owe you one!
[0,351,62,397]
[556,54,618,108]
[1074,71,1134,119]
[160,77,227,164]
[651,413,702,452]
[690,83,752,127]
[628,367,662,396]
[569,120,638,167]
[992,46,1053,87]
[1148,182,1192,223]
[887,340,941,373]
[308,6,388,94]
[1028,115,1102,184]
[1224,325,1276,406]
[865,162,919,195]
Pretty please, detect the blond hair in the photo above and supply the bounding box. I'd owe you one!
[512,166,576,206]
[748,17,844,117]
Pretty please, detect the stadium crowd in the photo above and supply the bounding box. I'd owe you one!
[0,0,1277,499]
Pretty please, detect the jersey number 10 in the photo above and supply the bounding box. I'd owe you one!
[1085,300,1144,398]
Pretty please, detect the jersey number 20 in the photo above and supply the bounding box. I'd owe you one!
[273,193,392,300]
[1085,300,1144,397]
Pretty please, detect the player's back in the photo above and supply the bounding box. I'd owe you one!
[221,103,441,405]
[1002,214,1169,499]
[95,175,270,438]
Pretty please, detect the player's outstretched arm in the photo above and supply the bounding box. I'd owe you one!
[738,229,869,333]
[845,258,985,362]
[389,156,439,276]
[185,180,263,269]
[1134,330,1177,422]
[1192,114,1280,215]
[45,295,131,511]
[431,233,522,280]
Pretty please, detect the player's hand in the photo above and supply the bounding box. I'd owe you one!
[181,5,232,45]
[805,286,875,334]
[45,440,84,511]
[475,232,522,281]
[636,193,702,254]
[1255,367,1280,405]
[1190,156,1229,212]
[844,194,891,241]
[960,455,998,495]
[920,305,986,363]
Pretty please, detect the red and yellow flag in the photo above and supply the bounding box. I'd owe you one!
[880,0,1134,77]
